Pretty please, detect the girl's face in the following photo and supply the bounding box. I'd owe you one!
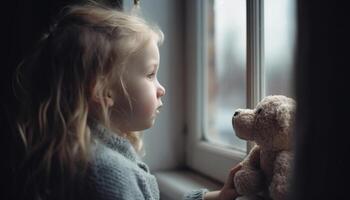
[110,38,165,132]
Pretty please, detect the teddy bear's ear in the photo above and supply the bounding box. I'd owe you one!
[276,99,296,134]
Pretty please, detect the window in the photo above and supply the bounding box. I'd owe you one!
[186,0,296,182]
[265,0,296,97]
[204,0,247,151]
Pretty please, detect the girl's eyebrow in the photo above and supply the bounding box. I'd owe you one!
[143,63,158,73]
[149,62,159,70]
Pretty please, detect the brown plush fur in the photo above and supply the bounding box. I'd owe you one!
[232,95,296,200]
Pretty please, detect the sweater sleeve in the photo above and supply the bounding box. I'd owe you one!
[183,188,209,200]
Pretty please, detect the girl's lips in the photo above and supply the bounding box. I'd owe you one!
[157,104,163,111]
[155,105,162,115]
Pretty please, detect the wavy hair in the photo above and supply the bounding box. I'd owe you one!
[14,2,163,199]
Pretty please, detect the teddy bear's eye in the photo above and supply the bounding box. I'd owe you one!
[256,108,263,114]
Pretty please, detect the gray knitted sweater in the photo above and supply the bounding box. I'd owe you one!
[87,121,207,200]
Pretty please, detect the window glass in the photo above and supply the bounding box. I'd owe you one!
[204,0,247,151]
[265,0,296,97]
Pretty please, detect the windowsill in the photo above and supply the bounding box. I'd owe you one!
[154,169,255,200]
[154,169,221,200]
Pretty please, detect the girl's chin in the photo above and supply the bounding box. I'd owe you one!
[133,118,156,131]
[145,118,156,129]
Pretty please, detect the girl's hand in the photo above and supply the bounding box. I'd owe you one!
[218,164,242,200]
[203,164,242,200]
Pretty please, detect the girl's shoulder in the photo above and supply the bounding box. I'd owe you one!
[87,121,156,179]
[86,122,160,199]
[86,140,160,200]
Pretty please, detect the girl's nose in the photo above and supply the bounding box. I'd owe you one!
[157,83,166,98]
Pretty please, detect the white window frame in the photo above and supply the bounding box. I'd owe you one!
[185,0,264,182]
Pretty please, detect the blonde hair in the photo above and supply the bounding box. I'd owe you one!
[14,2,163,199]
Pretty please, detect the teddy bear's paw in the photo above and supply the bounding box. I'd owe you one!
[269,180,288,200]
[234,169,264,195]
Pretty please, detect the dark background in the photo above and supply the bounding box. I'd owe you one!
[0,1,122,199]
[1,0,349,199]
[292,0,350,199]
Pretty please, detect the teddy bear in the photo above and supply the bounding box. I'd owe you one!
[232,95,296,200]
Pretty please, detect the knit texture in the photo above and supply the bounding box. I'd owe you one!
[183,189,209,200]
[87,121,159,200]
[87,121,207,200]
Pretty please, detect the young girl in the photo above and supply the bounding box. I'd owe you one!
[13,3,241,200]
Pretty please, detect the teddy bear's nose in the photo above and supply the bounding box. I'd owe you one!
[234,111,240,117]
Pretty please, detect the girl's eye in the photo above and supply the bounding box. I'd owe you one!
[147,72,156,79]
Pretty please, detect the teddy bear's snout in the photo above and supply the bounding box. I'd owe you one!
[232,111,240,126]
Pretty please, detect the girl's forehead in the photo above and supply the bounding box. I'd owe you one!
[129,39,160,66]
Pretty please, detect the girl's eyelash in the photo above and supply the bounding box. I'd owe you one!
[147,72,156,78]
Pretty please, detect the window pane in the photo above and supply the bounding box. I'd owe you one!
[204,0,246,152]
[265,0,296,97]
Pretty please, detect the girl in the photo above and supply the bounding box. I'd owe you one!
[13,2,240,200]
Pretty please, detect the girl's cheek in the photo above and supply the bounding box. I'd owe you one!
[139,97,156,116]
[137,92,157,116]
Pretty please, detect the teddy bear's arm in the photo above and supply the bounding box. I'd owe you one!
[241,144,261,169]
[234,145,264,195]
[269,151,293,200]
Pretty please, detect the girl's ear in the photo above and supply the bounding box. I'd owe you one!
[90,79,114,107]
[105,91,114,107]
